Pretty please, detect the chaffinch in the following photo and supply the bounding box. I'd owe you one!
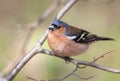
[47,19,114,57]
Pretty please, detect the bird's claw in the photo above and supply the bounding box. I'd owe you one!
[63,57,73,63]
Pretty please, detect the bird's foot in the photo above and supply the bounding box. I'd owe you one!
[63,57,73,63]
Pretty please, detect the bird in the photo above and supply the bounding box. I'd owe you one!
[47,19,114,58]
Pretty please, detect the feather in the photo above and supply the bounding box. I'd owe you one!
[66,26,114,43]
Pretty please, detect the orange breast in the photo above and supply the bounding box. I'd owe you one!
[47,30,89,57]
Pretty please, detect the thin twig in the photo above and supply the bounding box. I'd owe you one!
[5,0,78,81]
[26,76,57,81]
[26,48,119,81]
[27,76,38,81]
[0,0,61,78]
[6,44,41,81]
[93,49,119,63]
[73,73,93,80]
[28,0,61,28]
[59,65,78,80]
[71,59,120,74]
[41,49,120,74]
[1,0,119,81]
[40,0,78,45]
[26,65,78,81]
[81,49,119,68]
[56,0,77,19]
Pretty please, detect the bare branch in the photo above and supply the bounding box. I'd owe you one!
[56,0,77,19]
[6,44,41,81]
[26,66,78,81]
[27,76,56,81]
[70,59,120,74]
[59,65,78,80]
[28,0,61,28]
[40,49,120,74]
[0,0,61,78]
[4,0,78,81]
[26,66,83,81]
[73,73,93,80]
[26,76,38,81]
[26,65,92,81]
[23,0,61,46]
[81,49,119,68]
[93,49,118,63]
[1,0,119,81]
[40,0,78,45]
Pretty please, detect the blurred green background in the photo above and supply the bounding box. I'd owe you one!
[0,0,120,81]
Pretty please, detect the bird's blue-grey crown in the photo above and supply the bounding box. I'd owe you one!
[49,19,70,32]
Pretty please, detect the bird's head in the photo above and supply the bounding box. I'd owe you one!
[49,19,70,31]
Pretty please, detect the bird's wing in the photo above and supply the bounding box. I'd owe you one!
[66,26,114,43]
[66,26,90,43]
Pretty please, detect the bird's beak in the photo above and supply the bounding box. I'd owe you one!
[48,25,55,30]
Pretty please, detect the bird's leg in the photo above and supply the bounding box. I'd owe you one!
[63,56,73,63]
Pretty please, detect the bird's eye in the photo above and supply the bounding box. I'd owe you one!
[52,24,57,28]
[52,24,61,29]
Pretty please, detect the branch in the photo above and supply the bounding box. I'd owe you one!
[81,49,119,68]
[1,0,119,81]
[41,49,120,74]
[26,65,92,81]
[25,49,119,81]
[23,48,120,81]
[26,66,78,81]
[4,0,78,81]
[0,0,61,78]
[39,0,78,45]
[56,0,77,19]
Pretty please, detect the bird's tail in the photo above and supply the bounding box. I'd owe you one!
[82,34,114,43]
[84,34,115,43]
